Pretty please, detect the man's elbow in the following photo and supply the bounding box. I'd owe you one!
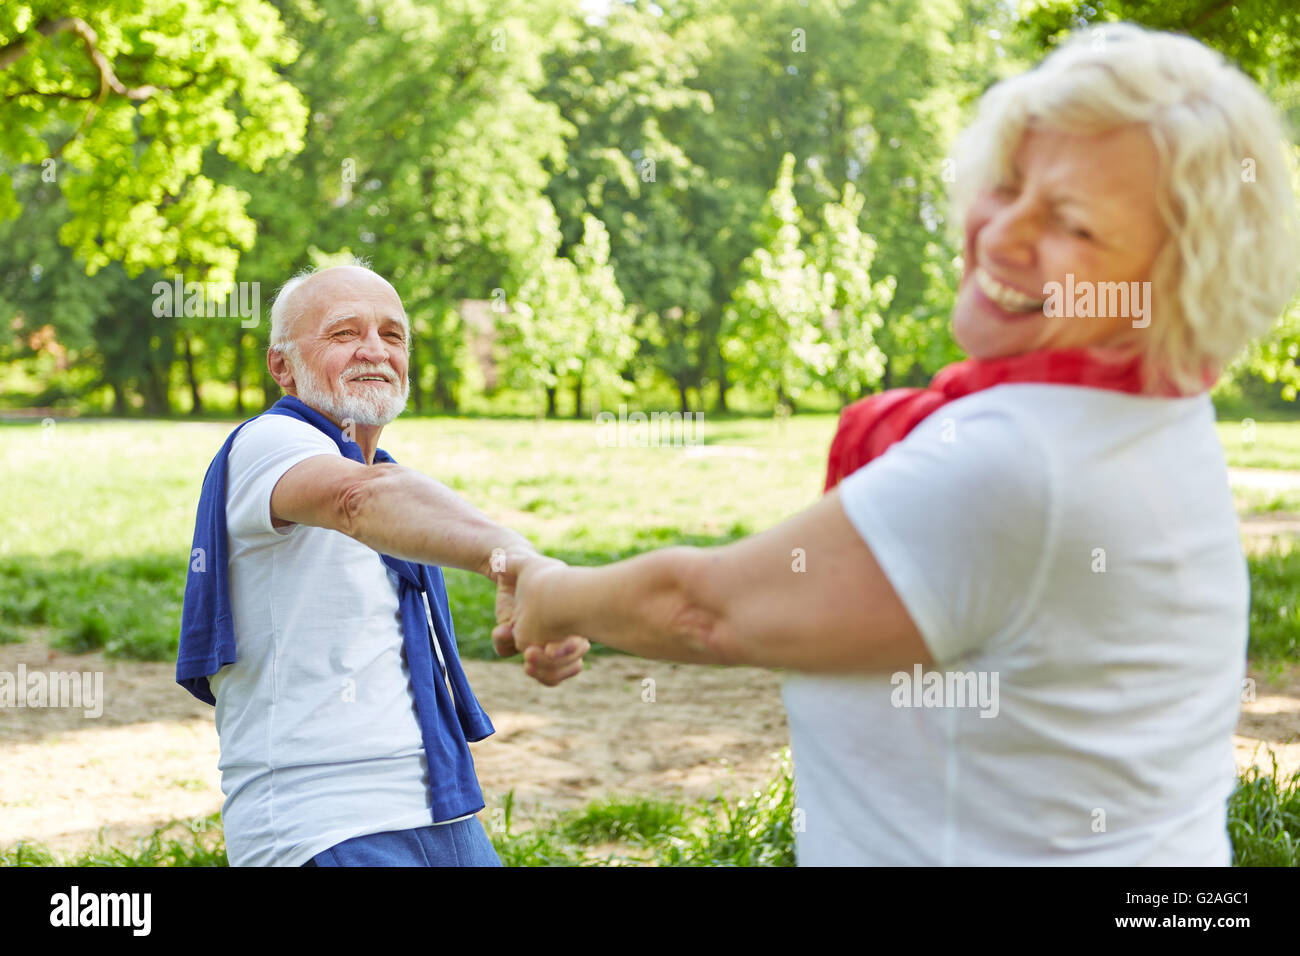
[334,465,399,539]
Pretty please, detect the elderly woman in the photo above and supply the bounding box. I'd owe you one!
[493,23,1300,865]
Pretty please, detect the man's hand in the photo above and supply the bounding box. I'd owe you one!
[491,547,589,686]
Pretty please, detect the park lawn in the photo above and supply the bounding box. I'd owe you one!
[1215,420,1300,470]
[0,412,1296,666]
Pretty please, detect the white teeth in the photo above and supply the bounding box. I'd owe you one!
[974,267,1044,312]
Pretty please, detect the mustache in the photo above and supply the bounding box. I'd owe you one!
[339,363,398,384]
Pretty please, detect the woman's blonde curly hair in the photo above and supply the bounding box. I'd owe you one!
[948,22,1300,394]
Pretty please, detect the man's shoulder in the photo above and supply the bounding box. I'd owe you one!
[231,411,337,459]
[226,412,339,489]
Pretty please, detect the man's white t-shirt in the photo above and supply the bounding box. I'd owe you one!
[783,384,1248,865]
[208,414,468,867]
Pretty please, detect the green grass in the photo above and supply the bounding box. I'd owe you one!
[1245,540,1300,678]
[1216,420,1300,470]
[2,414,1298,866]
[1228,755,1300,867]
[1,813,227,867]
[6,750,1295,866]
[1232,488,1300,514]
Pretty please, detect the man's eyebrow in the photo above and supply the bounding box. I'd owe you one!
[319,314,407,334]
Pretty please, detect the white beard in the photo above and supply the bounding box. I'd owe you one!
[290,355,409,427]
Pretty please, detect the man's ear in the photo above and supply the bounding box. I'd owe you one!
[268,348,295,391]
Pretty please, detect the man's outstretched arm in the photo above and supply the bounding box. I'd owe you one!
[270,454,528,576]
[271,454,590,685]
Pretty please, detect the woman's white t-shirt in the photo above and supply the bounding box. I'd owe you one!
[783,383,1248,865]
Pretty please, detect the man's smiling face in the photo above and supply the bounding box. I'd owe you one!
[279,266,411,427]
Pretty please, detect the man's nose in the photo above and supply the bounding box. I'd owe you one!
[354,328,388,363]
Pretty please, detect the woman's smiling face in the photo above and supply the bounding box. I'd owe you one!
[952,123,1169,360]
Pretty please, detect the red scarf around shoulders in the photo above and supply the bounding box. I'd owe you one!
[823,347,1217,492]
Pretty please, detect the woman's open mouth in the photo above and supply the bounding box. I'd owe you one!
[973,267,1045,320]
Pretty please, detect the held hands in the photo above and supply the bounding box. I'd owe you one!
[491,546,588,687]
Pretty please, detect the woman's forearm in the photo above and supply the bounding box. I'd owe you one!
[538,547,735,666]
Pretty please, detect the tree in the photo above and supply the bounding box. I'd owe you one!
[537,0,714,411]
[0,0,308,284]
[228,0,573,412]
[567,214,637,418]
[503,212,635,417]
[812,182,894,403]
[664,0,1020,404]
[722,154,831,411]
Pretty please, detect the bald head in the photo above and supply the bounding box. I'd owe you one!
[270,264,407,348]
[265,262,412,427]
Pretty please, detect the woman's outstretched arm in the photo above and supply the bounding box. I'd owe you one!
[494,489,933,675]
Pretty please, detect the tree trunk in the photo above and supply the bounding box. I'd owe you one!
[184,335,203,415]
[432,374,454,411]
[545,385,557,418]
[572,379,583,419]
[678,381,689,413]
[716,361,729,413]
[140,367,170,416]
[110,381,127,416]
[233,331,244,415]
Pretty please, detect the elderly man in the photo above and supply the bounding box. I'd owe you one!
[178,262,588,867]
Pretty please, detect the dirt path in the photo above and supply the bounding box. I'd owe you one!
[2,632,1297,859]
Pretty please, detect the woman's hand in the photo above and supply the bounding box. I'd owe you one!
[492,550,589,686]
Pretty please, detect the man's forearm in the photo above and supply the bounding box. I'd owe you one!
[341,463,532,575]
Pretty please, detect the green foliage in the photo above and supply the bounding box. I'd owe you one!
[501,213,636,416]
[3,0,1300,414]
[655,750,798,867]
[1017,0,1300,86]
[812,182,894,400]
[537,2,715,406]
[213,0,576,412]
[559,797,688,846]
[722,153,833,409]
[0,0,308,283]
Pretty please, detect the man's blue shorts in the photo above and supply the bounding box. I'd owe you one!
[301,817,503,867]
